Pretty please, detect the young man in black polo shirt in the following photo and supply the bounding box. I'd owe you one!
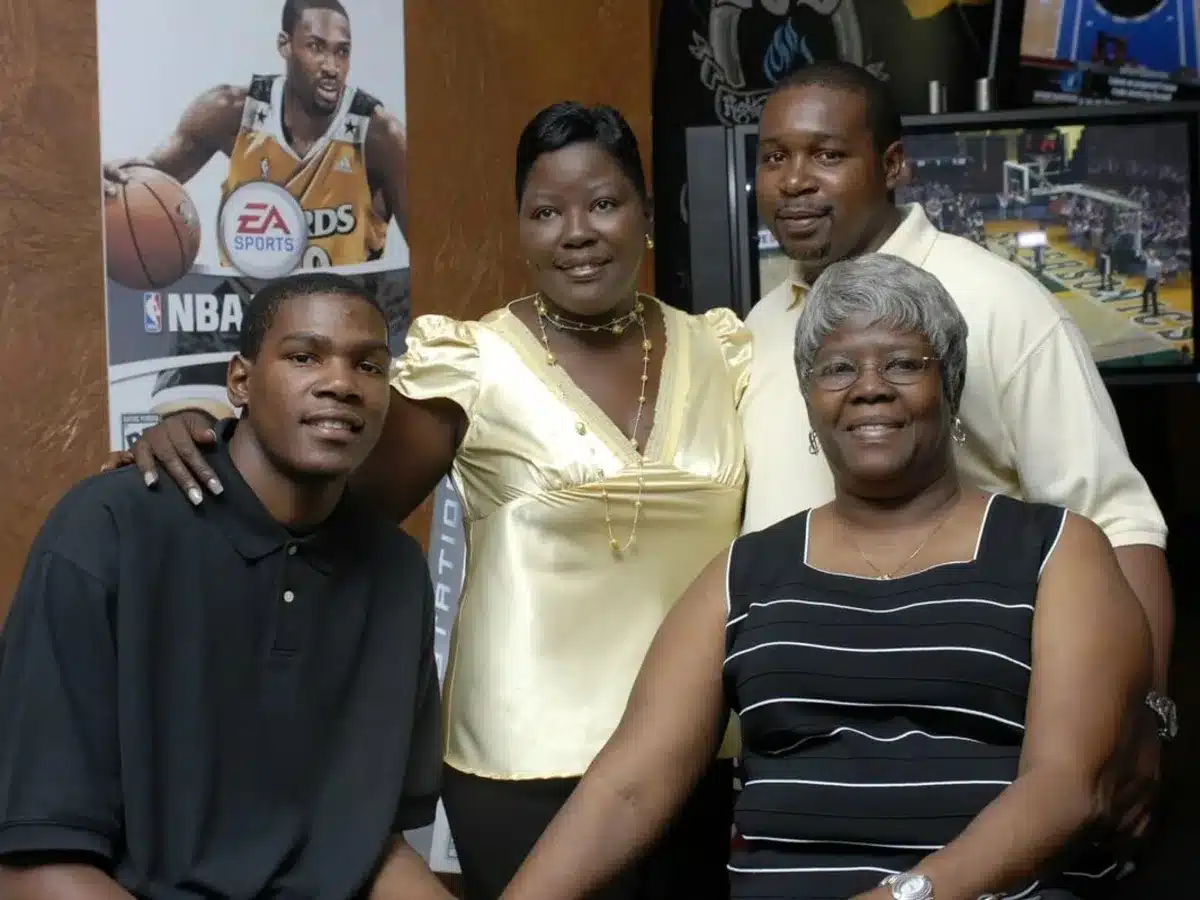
[0,273,453,900]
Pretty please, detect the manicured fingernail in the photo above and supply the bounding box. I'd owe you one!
[144,471,157,486]
[187,487,203,505]
[208,479,223,495]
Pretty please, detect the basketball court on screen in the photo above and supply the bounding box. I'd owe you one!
[1020,0,1200,74]
[983,219,1190,364]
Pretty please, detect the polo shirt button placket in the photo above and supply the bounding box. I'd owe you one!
[272,544,304,655]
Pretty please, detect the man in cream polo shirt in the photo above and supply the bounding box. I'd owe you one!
[740,63,1176,756]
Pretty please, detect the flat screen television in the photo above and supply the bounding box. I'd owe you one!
[1013,0,1200,105]
[683,101,1199,383]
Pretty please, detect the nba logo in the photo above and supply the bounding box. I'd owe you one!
[143,291,163,333]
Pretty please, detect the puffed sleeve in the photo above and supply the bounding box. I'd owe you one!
[702,307,754,407]
[390,314,481,417]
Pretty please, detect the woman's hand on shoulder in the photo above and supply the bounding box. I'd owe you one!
[114,411,220,504]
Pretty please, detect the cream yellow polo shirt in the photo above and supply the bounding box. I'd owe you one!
[740,203,1166,549]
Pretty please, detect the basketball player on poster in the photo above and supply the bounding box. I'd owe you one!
[101,0,411,428]
[103,0,408,275]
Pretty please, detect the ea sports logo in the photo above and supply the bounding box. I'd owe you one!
[218,181,307,279]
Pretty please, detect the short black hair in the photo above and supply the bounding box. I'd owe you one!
[774,61,902,156]
[281,0,348,35]
[514,102,649,208]
[239,272,383,360]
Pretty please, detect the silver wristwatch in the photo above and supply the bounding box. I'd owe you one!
[880,874,933,900]
[1146,690,1179,741]
[880,873,1003,900]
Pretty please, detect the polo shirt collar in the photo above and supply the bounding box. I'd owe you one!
[204,418,360,573]
[787,203,939,308]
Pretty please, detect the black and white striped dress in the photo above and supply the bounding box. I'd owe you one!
[723,494,1119,900]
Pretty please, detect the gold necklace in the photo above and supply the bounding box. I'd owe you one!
[533,293,651,554]
[537,300,645,336]
[839,503,956,580]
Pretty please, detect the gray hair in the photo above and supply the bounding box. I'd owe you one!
[793,253,968,413]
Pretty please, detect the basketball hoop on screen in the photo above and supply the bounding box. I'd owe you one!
[1002,160,1032,206]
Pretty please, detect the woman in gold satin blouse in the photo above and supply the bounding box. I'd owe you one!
[117,102,750,900]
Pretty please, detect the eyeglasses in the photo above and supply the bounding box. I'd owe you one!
[807,356,940,392]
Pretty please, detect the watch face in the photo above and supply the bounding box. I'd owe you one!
[1148,693,1180,738]
[894,875,933,899]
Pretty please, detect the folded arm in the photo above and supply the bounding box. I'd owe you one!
[855,512,1153,900]
[500,550,733,900]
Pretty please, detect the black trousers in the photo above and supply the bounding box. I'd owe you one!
[441,760,734,900]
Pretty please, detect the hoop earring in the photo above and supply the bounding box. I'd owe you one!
[645,234,654,250]
[951,416,966,445]
[808,429,820,455]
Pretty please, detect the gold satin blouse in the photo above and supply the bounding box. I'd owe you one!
[391,298,751,780]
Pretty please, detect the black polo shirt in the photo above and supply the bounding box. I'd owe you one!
[0,421,441,900]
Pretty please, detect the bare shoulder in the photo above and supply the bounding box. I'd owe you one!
[367,106,407,151]
[1051,510,1115,563]
[1039,510,1138,612]
[182,84,247,137]
[1034,509,1152,685]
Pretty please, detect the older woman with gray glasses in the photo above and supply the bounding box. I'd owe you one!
[499,253,1152,900]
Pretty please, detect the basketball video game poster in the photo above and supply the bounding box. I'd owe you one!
[95,0,461,876]
[97,0,412,453]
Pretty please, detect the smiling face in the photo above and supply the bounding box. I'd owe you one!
[517,141,650,319]
[756,83,903,281]
[805,316,954,498]
[227,290,391,481]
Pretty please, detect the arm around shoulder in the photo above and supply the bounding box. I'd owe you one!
[350,316,478,523]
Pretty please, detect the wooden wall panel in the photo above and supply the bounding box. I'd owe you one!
[400,0,656,544]
[0,0,107,622]
[404,0,655,321]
